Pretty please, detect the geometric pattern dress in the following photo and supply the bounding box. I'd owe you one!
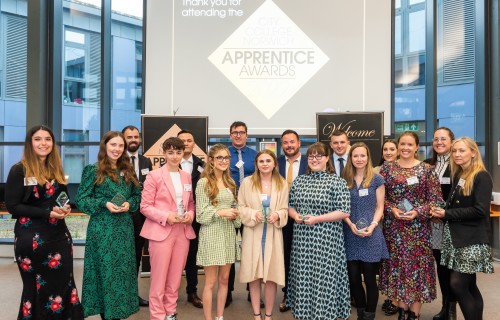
[286,170,351,320]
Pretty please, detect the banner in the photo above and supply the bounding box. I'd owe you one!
[141,115,209,170]
[316,112,384,165]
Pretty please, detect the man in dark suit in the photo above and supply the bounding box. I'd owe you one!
[122,125,153,307]
[178,129,205,309]
[277,129,308,312]
[330,129,350,176]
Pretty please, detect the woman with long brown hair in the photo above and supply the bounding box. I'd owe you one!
[431,137,493,320]
[238,149,288,320]
[6,125,84,319]
[75,131,141,320]
[196,143,241,320]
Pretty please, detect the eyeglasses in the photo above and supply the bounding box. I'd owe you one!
[433,137,449,142]
[231,131,246,136]
[213,156,231,162]
[308,154,325,160]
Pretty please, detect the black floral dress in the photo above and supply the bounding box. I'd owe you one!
[6,163,84,320]
[75,164,141,319]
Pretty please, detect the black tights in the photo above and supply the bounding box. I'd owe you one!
[450,271,483,320]
[433,249,455,302]
[347,260,380,312]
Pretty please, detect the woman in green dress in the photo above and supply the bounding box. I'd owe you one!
[75,131,141,320]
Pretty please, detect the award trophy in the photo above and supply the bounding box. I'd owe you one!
[231,200,238,209]
[177,200,186,220]
[397,198,414,216]
[56,191,70,208]
[110,193,127,207]
[261,205,268,224]
[355,218,369,234]
[300,203,311,221]
[434,200,447,209]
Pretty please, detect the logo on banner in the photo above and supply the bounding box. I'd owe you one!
[208,0,329,119]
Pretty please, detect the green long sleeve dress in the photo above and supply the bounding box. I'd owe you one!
[75,163,141,319]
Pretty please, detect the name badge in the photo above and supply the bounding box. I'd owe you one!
[235,160,244,168]
[24,177,37,186]
[197,166,204,173]
[407,176,419,185]
[359,189,369,197]
[261,194,268,201]
[440,177,451,185]
[458,178,465,187]
[141,168,149,175]
[184,184,192,192]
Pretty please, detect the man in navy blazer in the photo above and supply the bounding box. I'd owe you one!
[178,129,205,309]
[277,129,308,312]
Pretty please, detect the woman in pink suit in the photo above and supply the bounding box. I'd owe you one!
[140,137,196,320]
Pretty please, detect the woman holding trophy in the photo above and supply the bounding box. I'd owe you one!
[140,137,196,320]
[378,131,443,320]
[341,142,388,320]
[75,131,141,320]
[6,125,84,319]
[238,149,288,320]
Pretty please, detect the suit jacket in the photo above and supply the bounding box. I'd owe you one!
[445,171,493,248]
[190,155,205,201]
[424,158,452,200]
[277,154,308,179]
[140,165,196,242]
[137,154,153,184]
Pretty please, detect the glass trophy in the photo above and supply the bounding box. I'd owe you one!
[231,199,238,209]
[397,198,414,216]
[56,191,70,208]
[261,205,268,224]
[110,193,127,207]
[300,203,311,220]
[355,218,369,233]
[177,200,186,219]
[434,200,447,209]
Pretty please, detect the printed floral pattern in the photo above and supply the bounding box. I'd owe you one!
[43,253,62,269]
[18,257,33,272]
[22,300,32,319]
[32,233,43,251]
[19,217,32,228]
[36,274,46,291]
[45,295,64,313]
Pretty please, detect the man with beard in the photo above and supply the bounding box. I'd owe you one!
[177,129,205,309]
[277,129,308,312]
[122,125,153,307]
[330,129,351,176]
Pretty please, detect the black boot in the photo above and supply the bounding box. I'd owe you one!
[356,307,365,320]
[363,311,376,320]
[448,301,457,320]
[433,299,448,320]
[398,307,408,320]
[407,311,419,320]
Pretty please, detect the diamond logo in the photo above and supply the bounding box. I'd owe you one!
[208,0,329,119]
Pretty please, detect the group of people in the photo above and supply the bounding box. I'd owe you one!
[5,122,494,320]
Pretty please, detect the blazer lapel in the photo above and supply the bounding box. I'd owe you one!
[161,166,177,205]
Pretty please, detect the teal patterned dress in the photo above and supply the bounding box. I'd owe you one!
[75,164,141,319]
[286,170,351,320]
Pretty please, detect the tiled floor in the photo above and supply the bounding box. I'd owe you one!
[1,257,498,319]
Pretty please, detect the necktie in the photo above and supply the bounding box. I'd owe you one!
[338,157,344,174]
[287,159,294,187]
[237,149,244,185]
[130,155,138,178]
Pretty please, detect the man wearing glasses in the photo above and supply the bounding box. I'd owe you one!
[226,121,258,307]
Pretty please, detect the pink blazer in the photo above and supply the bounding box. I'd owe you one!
[140,165,196,241]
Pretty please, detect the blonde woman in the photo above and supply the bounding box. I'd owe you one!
[238,150,288,320]
[431,137,493,320]
[196,144,241,320]
[341,143,388,320]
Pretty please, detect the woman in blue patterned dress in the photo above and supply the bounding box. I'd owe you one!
[286,142,351,320]
[75,131,141,320]
[430,137,493,320]
[196,144,241,320]
[379,131,443,320]
[6,125,84,320]
[341,143,388,320]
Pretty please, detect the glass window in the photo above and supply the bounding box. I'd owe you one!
[110,0,143,131]
[408,10,425,53]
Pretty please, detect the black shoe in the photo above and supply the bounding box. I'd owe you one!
[279,297,290,312]
[381,299,391,312]
[448,301,457,320]
[138,296,149,307]
[247,292,264,308]
[407,311,419,320]
[187,293,203,308]
[225,292,233,308]
[385,302,399,316]
[398,308,409,320]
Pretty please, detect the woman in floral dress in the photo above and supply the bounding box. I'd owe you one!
[286,142,351,320]
[75,131,141,320]
[6,125,84,319]
[379,131,443,320]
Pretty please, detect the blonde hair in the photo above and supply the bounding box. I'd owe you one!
[200,144,236,206]
[250,149,286,193]
[341,142,375,189]
[450,137,486,196]
[21,125,66,185]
